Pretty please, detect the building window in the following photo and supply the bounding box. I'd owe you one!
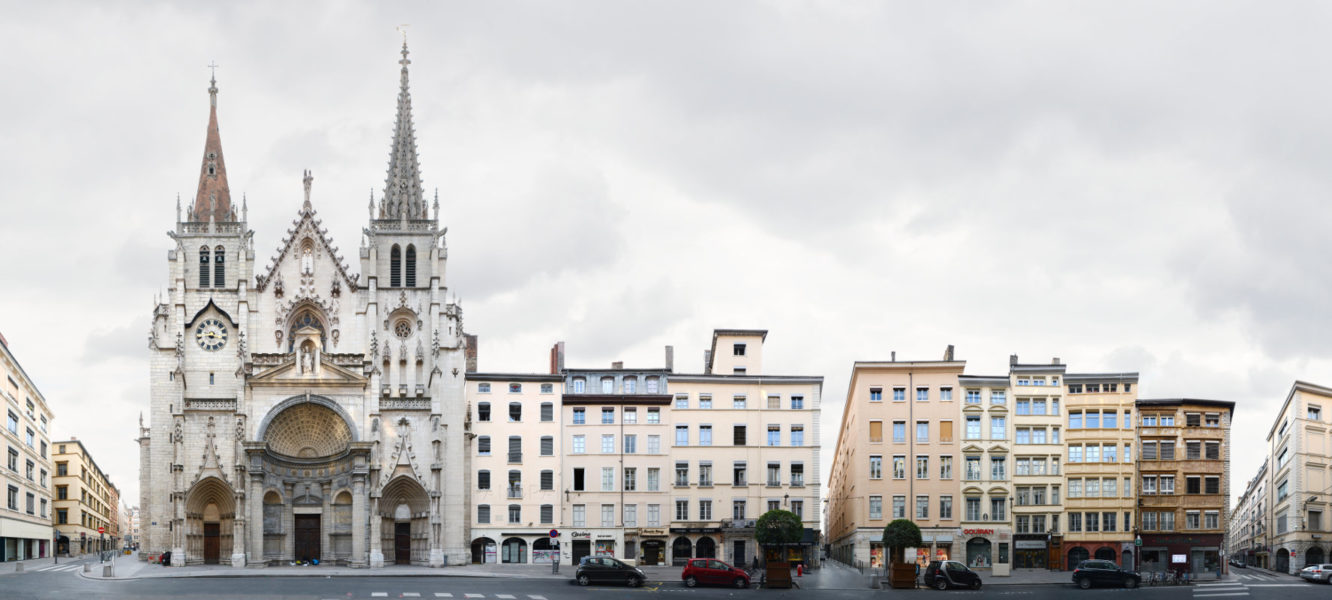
[916,421,929,443]
[648,435,660,453]
[965,497,981,521]
[477,402,490,422]
[477,504,490,524]
[699,395,712,410]
[508,383,522,394]
[571,435,584,454]
[623,504,637,527]
[732,500,745,521]
[699,463,713,486]
[791,425,804,447]
[540,402,553,422]
[791,395,804,409]
[767,395,780,409]
[540,436,554,456]
[893,388,906,402]
[540,470,553,491]
[213,245,225,287]
[892,421,906,443]
[892,455,906,479]
[572,378,585,394]
[509,402,522,422]
[624,467,637,491]
[917,387,929,402]
[572,408,584,425]
[869,388,882,402]
[601,434,614,454]
[699,425,713,446]
[508,504,521,524]
[675,425,689,446]
[1205,476,1220,494]
[647,468,660,491]
[767,463,780,486]
[624,408,637,424]
[601,407,614,424]
[869,456,882,479]
[767,425,780,446]
[624,434,637,454]
[540,383,553,394]
[940,496,953,519]
[198,246,210,287]
[699,500,713,520]
[916,456,929,480]
[733,425,746,446]
[601,378,613,394]
[602,467,615,491]
[646,377,659,393]
[624,378,638,395]
[965,416,980,439]
[940,456,953,479]
[966,390,981,404]
[990,416,1006,440]
[572,505,585,527]
[675,462,689,487]
[540,504,554,524]
[733,395,747,409]
[675,500,689,521]
[791,463,804,487]
[478,383,491,394]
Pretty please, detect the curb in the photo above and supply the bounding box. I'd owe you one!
[78,570,575,582]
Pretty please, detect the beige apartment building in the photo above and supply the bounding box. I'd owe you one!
[1262,381,1332,574]
[957,373,1013,576]
[1062,372,1137,570]
[561,356,672,566]
[1010,360,1067,570]
[53,439,120,556]
[668,330,822,568]
[1230,459,1266,567]
[826,352,962,571]
[465,373,564,565]
[1,333,55,561]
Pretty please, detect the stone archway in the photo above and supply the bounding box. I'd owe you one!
[185,477,236,566]
[1277,548,1290,573]
[1067,546,1089,569]
[258,397,356,458]
[380,476,430,565]
[1308,547,1324,567]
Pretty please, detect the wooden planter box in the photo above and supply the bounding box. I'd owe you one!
[765,561,793,588]
[889,563,918,589]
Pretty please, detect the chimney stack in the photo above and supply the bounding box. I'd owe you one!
[1052,357,1060,365]
[943,344,954,361]
[704,350,712,374]
[612,361,623,370]
[1009,354,1019,366]
[665,345,674,373]
[891,351,896,362]
[549,341,565,374]
[464,334,479,373]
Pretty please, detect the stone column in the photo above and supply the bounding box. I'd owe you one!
[249,474,264,564]
[369,495,384,568]
[283,482,295,561]
[321,483,332,563]
[231,502,246,567]
[350,474,367,568]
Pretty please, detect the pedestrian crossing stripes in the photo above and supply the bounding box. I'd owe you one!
[1193,581,1249,597]
[1233,573,1279,581]
[339,596,547,600]
[33,564,84,572]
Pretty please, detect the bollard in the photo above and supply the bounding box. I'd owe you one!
[103,565,114,578]
[797,564,803,577]
[83,564,90,573]
[14,563,22,572]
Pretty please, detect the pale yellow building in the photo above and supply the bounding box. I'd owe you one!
[957,373,1012,576]
[1,333,55,561]
[52,439,120,555]
[668,330,822,568]
[826,353,963,571]
[1062,372,1137,570]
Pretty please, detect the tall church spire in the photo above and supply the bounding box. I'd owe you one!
[192,71,232,222]
[379,41,426,220]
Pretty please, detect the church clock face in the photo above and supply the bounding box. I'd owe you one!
[195,318,228,351]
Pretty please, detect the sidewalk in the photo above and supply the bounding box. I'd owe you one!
[84,558,690,582]
[0,553,101,576]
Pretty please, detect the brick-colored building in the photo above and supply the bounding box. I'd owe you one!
[1062,373,1138,570]
[1134,399,1234,576]
[53,439,120,556]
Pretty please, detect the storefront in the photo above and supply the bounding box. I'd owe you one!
[669,527,722,566]
[1140,533,1223,576]
[961,527,1012,576]
[1060,539,1131,569]
[1013,535,1048,569]
[638,529,668,566]
[566,530,624,565]
[908,530,957,569]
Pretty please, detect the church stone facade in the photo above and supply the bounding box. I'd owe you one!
[139,44,470,567]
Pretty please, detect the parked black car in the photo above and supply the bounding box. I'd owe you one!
[923,560,983,590]
[1071,559,1141,589]
[575,556,646,587]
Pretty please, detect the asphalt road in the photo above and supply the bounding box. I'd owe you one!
[2,568,1329,600]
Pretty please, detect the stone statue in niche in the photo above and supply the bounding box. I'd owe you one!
[300,347,313,374]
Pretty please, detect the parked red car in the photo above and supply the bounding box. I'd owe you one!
[682,558,750,588]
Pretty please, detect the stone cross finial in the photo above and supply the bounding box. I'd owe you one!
[302,169,314,211]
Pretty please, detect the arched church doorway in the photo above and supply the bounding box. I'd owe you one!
[380,476,429,565]
[185,476,236,566]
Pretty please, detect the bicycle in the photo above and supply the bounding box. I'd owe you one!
[1163,571,1178,585]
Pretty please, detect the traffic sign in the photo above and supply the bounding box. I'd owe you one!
[98,526,106,534]
[549,529,559,538]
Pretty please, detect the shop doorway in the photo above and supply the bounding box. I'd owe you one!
[571,540,591,565]
[1094,547,1116,562]
[502,537,528,563]
[733,541,746,566]
[672,537,693,566]
[1276,549,1290,573]
[1308,547,1325,567]
[696,537,717,559]
[470,537,496,564]
[1015,547,1045,568]
[641,541,664,565]
[1067,546,1089,569]
[966,538,992,568]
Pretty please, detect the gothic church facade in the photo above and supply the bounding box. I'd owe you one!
[139,44,470,567]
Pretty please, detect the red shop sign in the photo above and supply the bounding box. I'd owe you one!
[962,529,994,536]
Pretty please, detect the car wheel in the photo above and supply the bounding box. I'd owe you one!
[935,578,949,591]
[627,576,642,588]
[684,575,698,588]
[734,577,748,589]
[1124,577,1138,589]
[577,574,590,586]
[970,580,982,590]
[1078,577,1092,589]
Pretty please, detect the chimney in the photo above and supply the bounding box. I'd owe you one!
[549,341,566,374]
[704,350,712,374]
[612,361,623,370]
[943,344,954,362]
[464,334,478,373]
[891,351,896,362]
[1009,354,1019,366]
[1052,357,1061,365]
[665,345,674,373]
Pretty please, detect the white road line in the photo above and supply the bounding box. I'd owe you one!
[403,594,421,598]
[1246,583,1310,587]
[434,595,453,598]
[528,596,548,600]
[371,594,388,598]
[1198,582,1245,587]
[1192,594,1250,598]
[35,565,61,571]
[465,595,484,599]
[497,595,516,599]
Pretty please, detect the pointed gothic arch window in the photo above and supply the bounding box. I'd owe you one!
[390,245,402,288]
[213,246,225,288]
[198,246,210,288]
[405,245,417,287]
[288,310,326,352]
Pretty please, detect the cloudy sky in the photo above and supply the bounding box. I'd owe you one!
[3,1,1330,511]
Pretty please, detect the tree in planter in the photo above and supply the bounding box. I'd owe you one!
[881,519,923,565]
[755,509,804,549]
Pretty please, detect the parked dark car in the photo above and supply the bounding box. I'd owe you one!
[682,558,750,588]
[923,560,982,590]
[575,556,646,587]
[1072,559,1141,589]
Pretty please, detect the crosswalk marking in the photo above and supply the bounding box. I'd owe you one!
[465,595,484,599]
[371,594,387,598]
[1193,594,1248,598]
[403,594,421,598]
[496,595,515,599]
[529,596,548,600]
[434,595,453,598]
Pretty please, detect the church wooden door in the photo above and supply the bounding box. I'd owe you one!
[395,523,411,564]
[295,515,321,562]
[203,523,220,564]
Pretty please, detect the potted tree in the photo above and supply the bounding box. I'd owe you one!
[755,509,803,588]
[882,519,923,589]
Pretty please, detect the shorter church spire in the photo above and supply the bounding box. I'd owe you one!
[380,40,426,221]
[192,70,232,223]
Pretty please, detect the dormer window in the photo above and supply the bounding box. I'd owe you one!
[733,343,746,356]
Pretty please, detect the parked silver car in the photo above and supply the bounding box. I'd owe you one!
[1299,563,1332,583]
